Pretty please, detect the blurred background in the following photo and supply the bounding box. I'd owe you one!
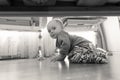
[0,16,119,60]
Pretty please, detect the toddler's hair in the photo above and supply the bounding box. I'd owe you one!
[48,19,64,29]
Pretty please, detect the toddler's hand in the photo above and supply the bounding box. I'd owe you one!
[38,56,45,61]
[51,55,65,62]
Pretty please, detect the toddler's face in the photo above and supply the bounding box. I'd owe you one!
[47,21,62,39]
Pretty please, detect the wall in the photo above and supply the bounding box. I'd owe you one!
[0,29,39,58]
[65,27,97,46]
[102,17,120,53]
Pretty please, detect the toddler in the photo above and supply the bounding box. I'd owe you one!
[47,19,108,64]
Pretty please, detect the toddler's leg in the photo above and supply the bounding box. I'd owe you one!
[85,43,108,63]
[68,45,92,63]
[93,48,108,63]
[96,47,108,59]
[68,43,108,64]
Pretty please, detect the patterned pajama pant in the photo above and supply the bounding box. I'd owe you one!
[68,43,108,64]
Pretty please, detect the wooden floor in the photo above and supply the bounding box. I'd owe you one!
[0,54,120,80]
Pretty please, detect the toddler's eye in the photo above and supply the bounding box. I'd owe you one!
[48,30,51,33]
[52,27,56,30]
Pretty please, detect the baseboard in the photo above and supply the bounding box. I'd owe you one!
[0,55,28,60]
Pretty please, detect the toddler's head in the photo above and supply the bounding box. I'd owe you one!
[47,19,64,39]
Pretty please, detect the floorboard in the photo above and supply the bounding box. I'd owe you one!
[0,54,120,80]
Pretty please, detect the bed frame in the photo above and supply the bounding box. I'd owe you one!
[0,1,120,16]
